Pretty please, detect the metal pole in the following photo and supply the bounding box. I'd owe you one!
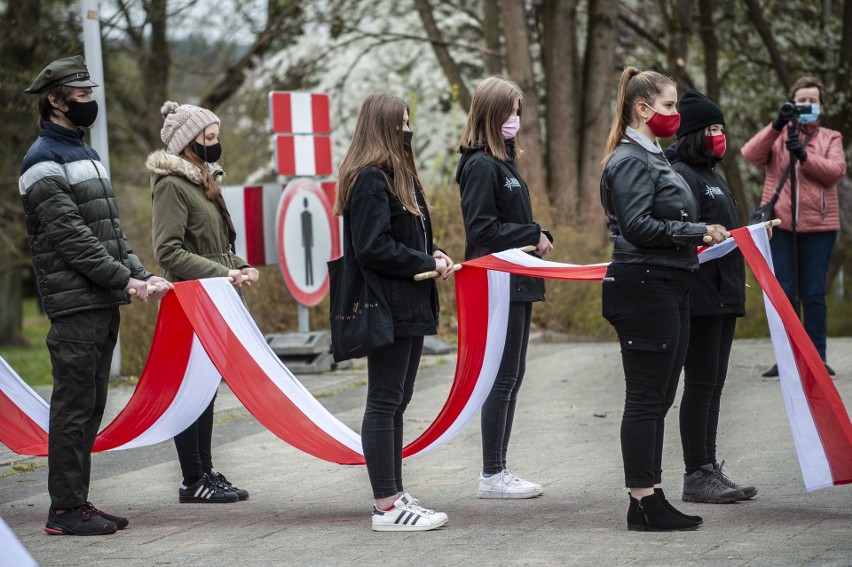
[298,304,310,334]
[82,0,122,376]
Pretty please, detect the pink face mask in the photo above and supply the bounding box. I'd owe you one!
[643,103,680,138]
[502,115,520,139]
[705,133,726,158]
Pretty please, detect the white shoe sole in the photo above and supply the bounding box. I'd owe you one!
[477,488,544,499]
[372,515,448,532]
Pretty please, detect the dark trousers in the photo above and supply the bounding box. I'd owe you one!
[602,263,692,488]
[174,393,217,483]
[769,229,837,361]
[46,307,120,509]
[680,314,737,473]
[481,301,532,475]
[362,336,423,499]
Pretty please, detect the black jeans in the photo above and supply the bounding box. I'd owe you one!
[680,314,736,473]
[602,263,692,488]
[481,301,532,475]
[46,307,120,509]
[362,336,423,499]
[174,393,217,483]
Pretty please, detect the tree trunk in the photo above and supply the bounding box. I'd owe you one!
[143,0,170,148]
[742,0,792,90]
[414,0,472,111]
[578,0,616,246]
[500,0,550,223]
[482,0,503,76]
[543,0,578,215]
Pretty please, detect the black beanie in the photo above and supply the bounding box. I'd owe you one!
[676,90,725,138]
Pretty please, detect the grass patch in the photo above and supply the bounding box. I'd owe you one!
[0,298,52,387]
[0,461,47,479]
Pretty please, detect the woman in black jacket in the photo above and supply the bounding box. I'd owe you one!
[457,76,553,500]
[334,93,453,532]
[600,67,729,531]
[668,90,756,504]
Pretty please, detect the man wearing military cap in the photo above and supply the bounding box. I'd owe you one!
[19,55,173,536]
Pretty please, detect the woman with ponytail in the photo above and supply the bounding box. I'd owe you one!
[599,68,729,531]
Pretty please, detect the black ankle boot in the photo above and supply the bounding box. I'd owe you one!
[627,492,701,531]
[654,488,702,524]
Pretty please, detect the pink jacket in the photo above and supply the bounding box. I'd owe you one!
[741,123,846,232]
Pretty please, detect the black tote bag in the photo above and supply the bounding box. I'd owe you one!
[327,208,393,362]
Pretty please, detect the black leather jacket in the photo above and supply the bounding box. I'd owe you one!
[600,139,707,270]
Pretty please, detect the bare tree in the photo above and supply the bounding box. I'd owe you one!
[414,0,473,111]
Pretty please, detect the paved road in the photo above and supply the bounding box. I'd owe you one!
[1,337,851,566]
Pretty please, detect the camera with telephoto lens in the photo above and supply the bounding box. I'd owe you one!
[779,101,815,122]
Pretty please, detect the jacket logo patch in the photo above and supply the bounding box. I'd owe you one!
[503,176,521,191]
[704,185,723,199]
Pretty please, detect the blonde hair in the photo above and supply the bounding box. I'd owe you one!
[458,75,523,162]
[601,67,677,165]
[334,93,426,216]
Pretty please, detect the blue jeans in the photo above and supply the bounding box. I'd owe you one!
[769,229,837,361]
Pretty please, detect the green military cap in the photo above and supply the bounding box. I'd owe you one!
[25,55,99,94]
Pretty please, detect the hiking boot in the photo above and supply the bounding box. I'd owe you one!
[208,471,249,501]
[711,461,757,500]
[44,505,118,536]
[682,464,744,503]
[371,493,448,532]
[179,473,239,503]
[83,502,129,529]
[477,470,543,499]
[627,492,700,532]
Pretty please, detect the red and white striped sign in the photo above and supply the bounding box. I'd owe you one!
[275,135,333,177]
[221,184,283,266]
[269,92,331,134]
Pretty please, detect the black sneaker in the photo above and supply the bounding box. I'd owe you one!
[761,364,779,377]
[208,471,249,501]
[44,505,118,536]
[179,473,239,503]
[84,502,129,529]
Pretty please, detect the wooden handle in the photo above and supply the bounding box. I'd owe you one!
[414,263,462,281]
[127,285,157,296]
[767,218,781,227]
[703,235,713,243]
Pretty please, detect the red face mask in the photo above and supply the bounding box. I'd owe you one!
[643,103,680,138]
[705,133,726,158]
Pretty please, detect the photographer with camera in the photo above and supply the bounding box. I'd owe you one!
[741,77,847,377]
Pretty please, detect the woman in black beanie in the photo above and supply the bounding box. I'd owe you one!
[666,90,757,504]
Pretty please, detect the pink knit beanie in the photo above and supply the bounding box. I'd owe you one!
[160,101,220,155]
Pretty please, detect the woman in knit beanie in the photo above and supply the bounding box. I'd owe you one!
[666,90,757,505]
[146,101,259,504]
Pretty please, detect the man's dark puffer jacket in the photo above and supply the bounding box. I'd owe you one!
[19,122,151,319]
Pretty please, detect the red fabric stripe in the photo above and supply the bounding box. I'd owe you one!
[314,136,333,176]
[243,186,266,265]
[733,227,852,485]
[311,94,331,133]
[465,255,608,280]
[93,291,195,451]
[174,281,364,464]
[271,93,292,133]
[0,388,48,456]
[275,135,296,176]
[403,267,491,456]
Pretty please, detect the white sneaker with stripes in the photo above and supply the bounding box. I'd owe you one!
[371,493,448,532]
[477,469,543,499]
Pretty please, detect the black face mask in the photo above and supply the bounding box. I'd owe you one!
[64,100,98,128]
[191,141,222,163]
[403,130,413,149]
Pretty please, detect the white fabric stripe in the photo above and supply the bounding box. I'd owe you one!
[112,335,221,451]
[291,92,314,134]
[294,136,316,176]
[695,235,738,263]
[492,249,609,269]
[0,356,49,432]
[222,186,248,260]
[411,270,511,456]
[64,159,108,186]
[263,185,282,263]
[199,278,363,453]
[752,225,832,491]
[0,516,37,567]
[19,161,66,195]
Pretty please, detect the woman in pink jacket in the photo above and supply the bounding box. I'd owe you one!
[741,76,847,376]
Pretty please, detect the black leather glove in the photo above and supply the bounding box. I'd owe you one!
[773,102,796,131]
[785,131,808,162]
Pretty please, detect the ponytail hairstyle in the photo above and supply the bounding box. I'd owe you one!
[601,66,677,165]
[458,75,524,162]
[334,93,427,216]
